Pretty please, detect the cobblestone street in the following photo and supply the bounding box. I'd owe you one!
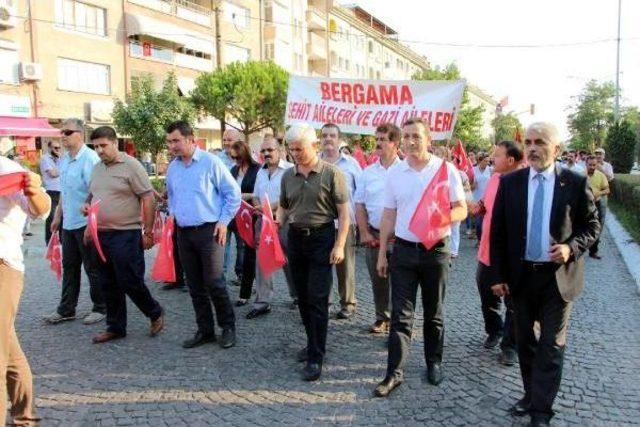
[16,222,640,426]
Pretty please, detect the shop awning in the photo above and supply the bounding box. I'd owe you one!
[0,116,60,137]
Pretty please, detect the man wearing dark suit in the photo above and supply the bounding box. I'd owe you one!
[490,122,600,427]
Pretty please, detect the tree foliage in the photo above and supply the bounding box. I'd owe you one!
[492,112,524,143]
[191,60,289,142]
[567,80,615,151]
[413,63,488,151]
[605,120,637,173]
[112,72,195,164]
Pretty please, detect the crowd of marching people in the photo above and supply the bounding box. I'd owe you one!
[1,116,612,426]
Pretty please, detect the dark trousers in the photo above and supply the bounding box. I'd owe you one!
[95,230,162,336]
[44,190,60,245]
[177,223,235,335]
[239,221,257,299]
[513,269,573,420]
[386,239,449,379]
[475,213,484,242]
[57,227,105,316]
[172,230,185,285]
[476,262,516,351]
[287,224,335,365]
[590,198,607,255]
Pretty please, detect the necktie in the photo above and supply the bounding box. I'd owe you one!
[527,174,545,260]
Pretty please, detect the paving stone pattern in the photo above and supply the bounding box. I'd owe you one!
[14,223,640,426]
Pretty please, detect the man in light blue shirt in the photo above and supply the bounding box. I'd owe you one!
[44,118,106,326]
[166,121,241,350]
[39,141,62,245]
[320,123,362,319]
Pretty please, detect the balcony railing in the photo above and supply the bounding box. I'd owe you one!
[129,0,211,26]
[129,40,174,63]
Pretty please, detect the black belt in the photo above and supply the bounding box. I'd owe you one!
[523,261,557,273]
[290,222,333,237]
[368,225,380,234]
[177,222,216,231]
[395,236,445,251]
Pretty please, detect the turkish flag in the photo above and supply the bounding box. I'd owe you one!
[451,139,475,183]
[408,161,452,249]
[0,172,27,196]
[88,200,107,263]
[45,230,63,281]
[514,128,523,143]
[235,200,255,248]
[257,212,286,278]
[151,216,176,283]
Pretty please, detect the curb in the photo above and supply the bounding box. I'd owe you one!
[606,209,640,294]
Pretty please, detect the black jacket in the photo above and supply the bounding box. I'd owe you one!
[229,162,261,231]
[490,165,600,302]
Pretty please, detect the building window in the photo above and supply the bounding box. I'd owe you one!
[54,0,107,37]
[57,58,110,94]
[368,40,373,53]
[345,59,350,71]
[0,48,19,85]
[224,43,250,64]
[264,43,274,61]
[338,57,344,69]
[223,2,250,29]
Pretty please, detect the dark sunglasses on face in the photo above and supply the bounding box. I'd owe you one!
[260,148,276,154]
[51,146,61,150]
[61,129,79,136]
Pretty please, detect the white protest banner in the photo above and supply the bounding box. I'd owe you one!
[285,76,465,139]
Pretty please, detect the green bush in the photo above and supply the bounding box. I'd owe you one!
[149,176,166,194]
[606,121,637,173]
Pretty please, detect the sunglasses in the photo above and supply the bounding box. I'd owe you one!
[51,146,61,150]
[61,129,79,136]
[260,148,276,154]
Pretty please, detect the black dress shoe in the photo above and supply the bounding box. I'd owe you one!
[246,306,271,319]
[235,299,248,307]
[509,398,531,417]
[296,347,308,362]
[427,363,444,385]
[484,334,501,349]
[220,328,236,349]
[529,414,550,426]
[589,252,602,260]
[498,348,517,366]
[182,332,216,349]
[373,376,403,397]
[302,362,322,381]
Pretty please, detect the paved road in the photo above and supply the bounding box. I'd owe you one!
[14,222,640,426]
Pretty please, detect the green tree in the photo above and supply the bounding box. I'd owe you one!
[567,80,615,152]
[605,120,637,173]
[413,63,488,151]
[191,60,289,142]
[492,112,524,143]
[112,72,195,175]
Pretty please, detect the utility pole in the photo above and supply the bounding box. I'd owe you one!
[614,0,622,123]
[212,0,225,135]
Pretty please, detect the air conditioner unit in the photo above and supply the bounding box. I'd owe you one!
[0,5,16,28]
[19,62,43,81]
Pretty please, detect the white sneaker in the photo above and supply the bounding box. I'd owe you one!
[43,312,76,324]
[82,312,105,325]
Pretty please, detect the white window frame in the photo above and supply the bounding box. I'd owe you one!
[0,47,19,85]
[223,1,250,29]
[57,58,111,95]
[54,0,107,37]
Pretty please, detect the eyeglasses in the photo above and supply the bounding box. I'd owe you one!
[50,146,61,150]
[260,148,276,154]
[61,129,79,136]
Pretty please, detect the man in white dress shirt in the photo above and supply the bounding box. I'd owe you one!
[373,118,467,397]
[355,123,401,334]
[246,135,295,319]
[0,156,50,426]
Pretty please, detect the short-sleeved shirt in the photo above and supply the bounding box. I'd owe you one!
[587,169,609,202]
[89,153,153,230]
[280,159,348,226]
[383,156,465,242]
[39,153,61,192]
[60,144,100,230]
[354,157,400,229]
[472,165,492,201]
[321,153,362,223]
[253,159,294,204]
[478,173,501,266]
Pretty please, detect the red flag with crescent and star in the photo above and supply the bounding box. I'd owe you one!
[257,194,286,277]
[235,200,256,248]
[88,200,107,263]
[45,230,62,281]
[0,172,27,196]
[408,161,452,249]
[451,139,475,183]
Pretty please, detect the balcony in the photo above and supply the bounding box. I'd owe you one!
[264,23,276,40]
[306,6,326,30]
[306,32,326,60]
[128,0,211,27]
[129,40,174,63]
[174,52,212,72]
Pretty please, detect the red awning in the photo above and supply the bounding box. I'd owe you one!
[0,116,61,138]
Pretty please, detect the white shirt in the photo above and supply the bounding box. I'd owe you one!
[564,162,586,175]
[354,157,400,229]
[472,165,492,201]
[383,156,465,242]
[525,164,556,262]
[321,152,362,224]
[600,161,614,181]
[0,156,50,272]
[39,153,61,192]
[253,159,293,205]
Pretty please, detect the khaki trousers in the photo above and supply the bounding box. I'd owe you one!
[0,262,38,426]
